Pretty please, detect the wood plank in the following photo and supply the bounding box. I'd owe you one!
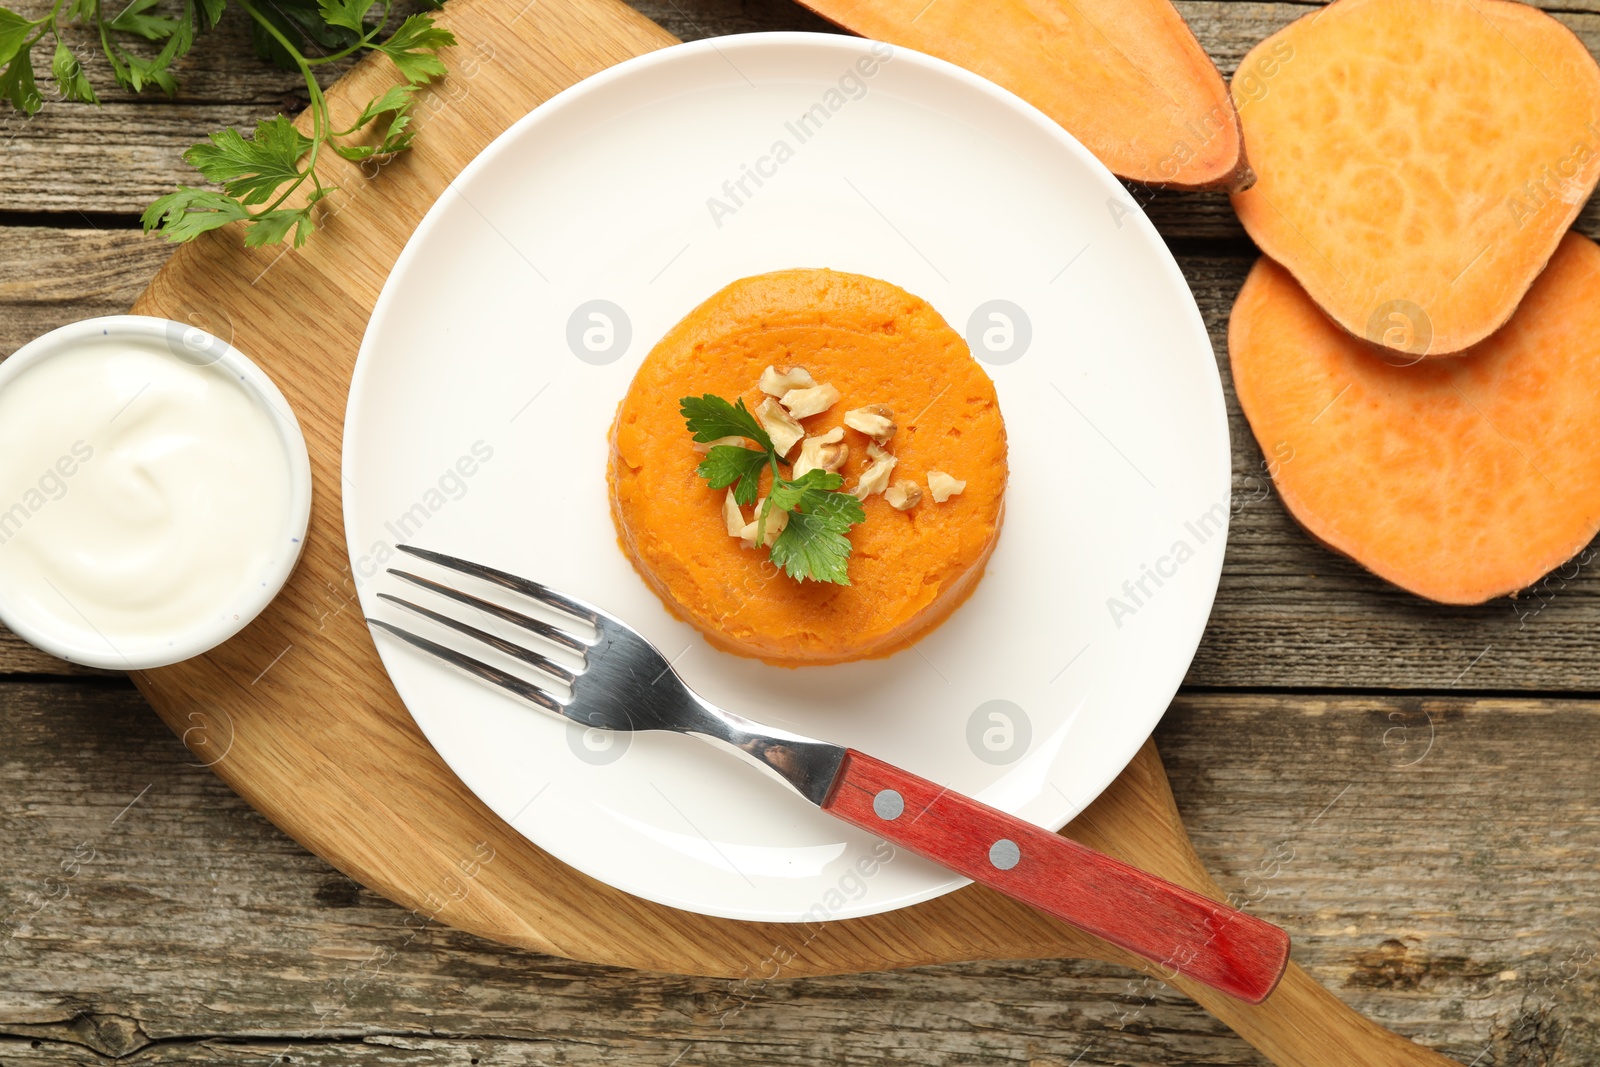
[0,1,342,103]
[0,102,312,214]
[2,682,1594,1064]
[0,227,170,339]
[3,0,1600,232]
[4,232,1600,690]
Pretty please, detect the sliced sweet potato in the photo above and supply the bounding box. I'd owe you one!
[799,0,1247,189]
[1230,0,1600,357]
[1230,233,1600,604]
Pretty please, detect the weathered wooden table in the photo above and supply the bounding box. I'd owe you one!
[3,1,1599,1063]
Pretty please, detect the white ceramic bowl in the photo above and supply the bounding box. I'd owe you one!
[0,315,312,669]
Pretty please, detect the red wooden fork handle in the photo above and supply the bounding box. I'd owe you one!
[822,749,1291,1004]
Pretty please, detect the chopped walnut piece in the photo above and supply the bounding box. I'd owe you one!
[756,397,805,457]
[843,404,896,445]
[853,449,898,499]
[740,500,789,548]
[927,471,967,503]
[793,427,848,479]
[693,435,748,454]
[759,365,817,397]
[885,480,922,511]
[722,490,747,537]
[780,383,841,419]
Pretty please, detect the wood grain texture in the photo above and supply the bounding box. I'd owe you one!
[5,686,1596,1065]
[3,0,1600,237]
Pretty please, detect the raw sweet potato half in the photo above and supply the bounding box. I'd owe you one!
[1230,0,1600,357]
[799,0,1248,189]
[1230,233,1600,605]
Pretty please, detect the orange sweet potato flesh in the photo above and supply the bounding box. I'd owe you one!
[798,0,1247,189]
[1230,233,1600,605]
[609,269,1007,667]
[1231,0,1600,357]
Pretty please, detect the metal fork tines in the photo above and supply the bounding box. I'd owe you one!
[367,616,570,715]
[367,544,848,803]
[371,545,605,713]
[392,545,600,627]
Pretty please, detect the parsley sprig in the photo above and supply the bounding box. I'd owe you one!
[143,0,452,246]
[0,0,453,248]
[681,394,866,585]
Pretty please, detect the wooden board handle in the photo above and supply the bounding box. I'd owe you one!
[823,749,1291,1004]
[1188,962,1463,1066]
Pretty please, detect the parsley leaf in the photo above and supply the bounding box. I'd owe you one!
[50,40,98,103]
[680,394,774,453]
[697,444,769,507]
[316,0,373,34]
[343,82,413,132]
[244,204,315,247]
[376,105,414,153]
[0,34,39,114]
[682,393,865,583]
[121,52,178,94]
[108,0,178,40]
[332,83,416,158]
[184,115,313,205]
[148,0,200,72]
[377,12,451,83]
[140,187,251,241]
[770,495,862,586]
[0,9,33,70]
[767,467,844,513]
[247,0,359,70]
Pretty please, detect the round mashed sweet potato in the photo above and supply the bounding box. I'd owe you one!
[607,269,1007,667]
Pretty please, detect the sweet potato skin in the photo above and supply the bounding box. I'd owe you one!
[798,0,1248,189]
[1230,0,1600,357]
[1229,234,1600,605]
[608,269,1007,667]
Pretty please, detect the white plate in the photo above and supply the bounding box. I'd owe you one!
[343,33,1230,923]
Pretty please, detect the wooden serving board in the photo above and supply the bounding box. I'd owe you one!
[128,1,1456,1062]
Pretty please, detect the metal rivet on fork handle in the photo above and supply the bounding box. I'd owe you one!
[873,789,904,820]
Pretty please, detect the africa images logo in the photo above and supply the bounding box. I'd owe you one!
[704,43,894,228]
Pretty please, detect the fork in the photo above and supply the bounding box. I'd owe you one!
[368,544,1291,1003]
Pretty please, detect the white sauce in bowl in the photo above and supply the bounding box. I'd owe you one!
[0,322,308,668]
